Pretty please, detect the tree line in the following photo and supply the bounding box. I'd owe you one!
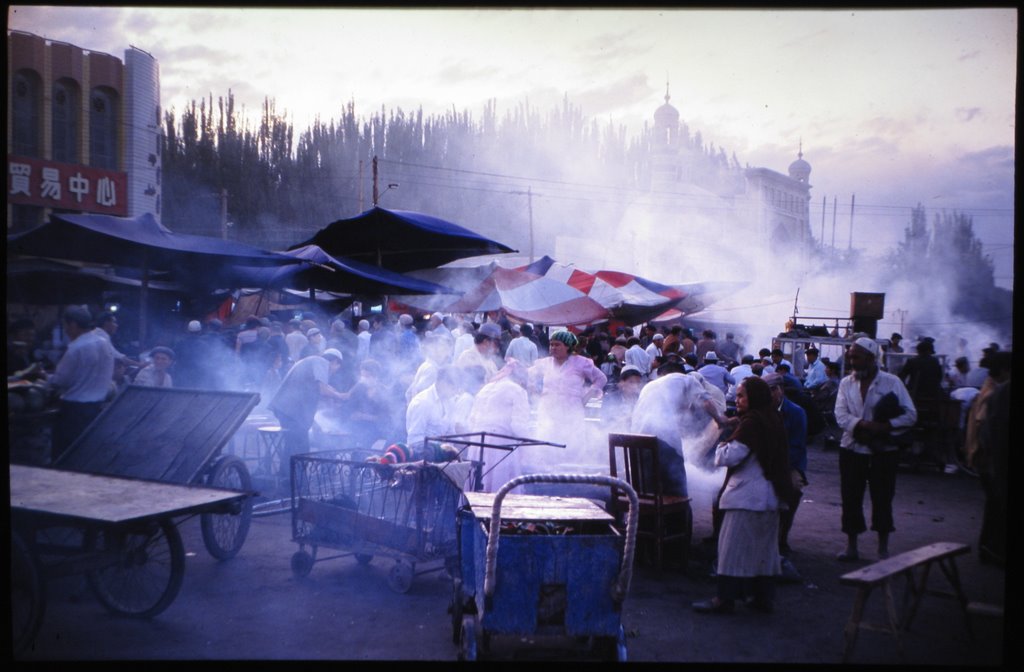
[160,92,1010,336]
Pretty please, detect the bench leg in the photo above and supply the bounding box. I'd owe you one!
[936,556,974,639]
[843,586,871,662]
[901,564,931,631]
[883,580,905,655]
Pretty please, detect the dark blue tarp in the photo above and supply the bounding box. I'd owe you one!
[8,212,301,287]
[229,244,458,296]
[291,206,516,272]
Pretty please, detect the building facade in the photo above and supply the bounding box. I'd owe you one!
[648,85,814,250]
[7,30,162,232]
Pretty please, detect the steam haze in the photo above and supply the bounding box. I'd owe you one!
[9,6,1014,355]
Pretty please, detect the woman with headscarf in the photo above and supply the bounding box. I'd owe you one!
[693,375,795,615]
[525,329,608,474]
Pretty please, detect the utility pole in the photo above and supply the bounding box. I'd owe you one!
[831,196,837,259]
[510,187,535,263]
[820,195,826,247]
[220,188,228,240]
[358,159,364,211]
[372,156,379,206]
[848,193,856,250]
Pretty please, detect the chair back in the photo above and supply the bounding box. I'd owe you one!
[608,432,663,499]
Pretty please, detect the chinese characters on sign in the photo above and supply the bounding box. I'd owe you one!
[7,155,128,216]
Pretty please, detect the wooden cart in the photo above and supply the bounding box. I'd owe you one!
[10,464,249,656]
[52,385,261,560]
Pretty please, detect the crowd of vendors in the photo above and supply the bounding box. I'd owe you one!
[7,305,1010,612]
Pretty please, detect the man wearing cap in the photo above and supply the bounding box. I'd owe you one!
[134,346,175,388]
[355,319,372,363]
[505,323,539,368]
[803,347,827,391]
[46,305,116,460]
[696,351,734,397]
[645,332,664,361]
[172,320,206,389]
[624,336,652,379]
[269,349,348,459]
[600,364,646,431]
[834,337,917,561]
[456,323,501,380]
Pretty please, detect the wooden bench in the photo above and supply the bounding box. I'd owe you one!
[839,541,972,662]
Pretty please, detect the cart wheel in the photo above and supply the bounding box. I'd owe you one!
[86,519,185,618]
[291,550,315,578]
[354,553,373,566]
[388,562,415,593]
[11,531,45,658]
[201,455,253,560]
[458,614,478,661]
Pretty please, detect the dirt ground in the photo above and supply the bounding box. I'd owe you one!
[13,433,1010,665]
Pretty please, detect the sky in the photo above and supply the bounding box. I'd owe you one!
[7,6,1017,295]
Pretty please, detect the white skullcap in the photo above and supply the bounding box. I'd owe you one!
[853,337,880,359]
[322,348,343,362]
[187,320,202,333]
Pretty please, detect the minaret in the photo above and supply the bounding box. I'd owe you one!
[650,81,680,193]
[788,139,812,185]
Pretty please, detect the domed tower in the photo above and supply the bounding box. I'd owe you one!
[788,141,812,185]
[653,84,680,149]
[650,82,680,191]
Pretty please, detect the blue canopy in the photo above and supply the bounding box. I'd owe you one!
[292,206,516,272]
[229,244,458,296]
[9,212,300,285]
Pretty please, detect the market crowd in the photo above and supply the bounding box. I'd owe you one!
[8,307,1010,613]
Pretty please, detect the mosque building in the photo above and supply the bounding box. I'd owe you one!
[6,30,163,233]
[556,84,816,281]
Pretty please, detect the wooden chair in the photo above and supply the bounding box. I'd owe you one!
[608,432,692,571]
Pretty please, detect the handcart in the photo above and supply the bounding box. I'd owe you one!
[52,385,261,560]
[451,473,639,662]
[289,450,479,593]
[10,464,249,657]
[424,432,566,492]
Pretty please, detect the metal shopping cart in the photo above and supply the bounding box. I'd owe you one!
[289,450,479,592]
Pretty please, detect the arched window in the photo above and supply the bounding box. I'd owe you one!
[12,69,42,157]
[52,78,80,164]
[89,86,119,170]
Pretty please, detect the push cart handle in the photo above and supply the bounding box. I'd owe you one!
[483,473,639,603]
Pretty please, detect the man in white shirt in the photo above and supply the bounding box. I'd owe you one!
[405,365,461,451]
[355,319,372,362]
[505,323,539,367]
[834,338,917,561]
[47,306,115,459]
[624,336,652,378]
[284,319,309,365]
[802,347,827,391]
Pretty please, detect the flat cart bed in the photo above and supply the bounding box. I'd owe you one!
[462,491,615,523]
[11,464,248,524]
[10,464,249,657]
